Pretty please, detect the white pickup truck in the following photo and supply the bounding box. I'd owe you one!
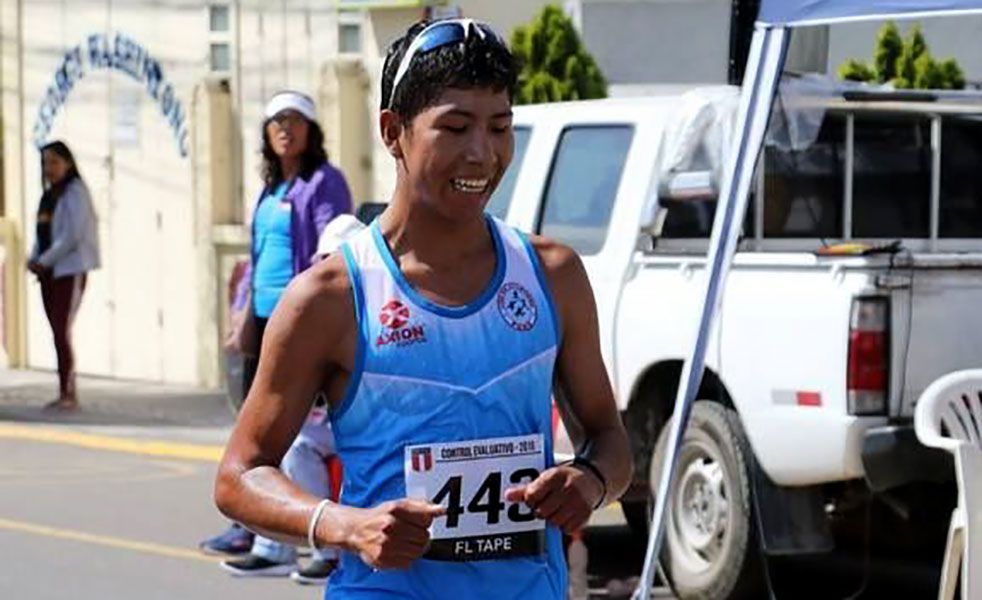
[489,86,982,598]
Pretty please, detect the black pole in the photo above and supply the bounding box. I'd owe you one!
[729,0,761,84]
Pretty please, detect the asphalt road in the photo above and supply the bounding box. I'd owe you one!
[0,426,947,600]
[0,367,951,600]
[0,433,318,600]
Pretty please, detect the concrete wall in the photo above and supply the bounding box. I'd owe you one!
[0,218,24,367]
[0,0,265,385]
[0,0,27,366]
[191,79,240,388]
[6,0,207,383]
[236,0,338,216]
[579,0,732,85]
[0,0,385,385]
[321,57,373,204]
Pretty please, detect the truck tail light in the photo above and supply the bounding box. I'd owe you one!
[847,296,889,415]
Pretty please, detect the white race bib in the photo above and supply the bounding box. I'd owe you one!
[404,433,546,562]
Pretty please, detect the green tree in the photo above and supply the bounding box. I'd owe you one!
[913,51,944,90]
[873,21,903,82]
[939,58,966,90]
[838,58,875,82]
[894,25,927,88]
[510,5,607,104]
[838,21,965,90]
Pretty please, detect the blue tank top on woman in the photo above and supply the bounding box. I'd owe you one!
[252,181,292,318]
[328,216,566,599]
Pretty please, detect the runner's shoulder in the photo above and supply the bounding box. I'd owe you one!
[524,234,585,285]
[523,234,594,325]
[279,254,354,327]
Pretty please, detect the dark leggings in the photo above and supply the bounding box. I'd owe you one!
[40,272,87,399]
[242,316,269,398]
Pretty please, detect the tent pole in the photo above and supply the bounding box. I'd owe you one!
[632,24,788,600]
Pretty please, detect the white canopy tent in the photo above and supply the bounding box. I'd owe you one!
[634,1,982,598]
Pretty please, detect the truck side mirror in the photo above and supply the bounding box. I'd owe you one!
[659,170,718,203]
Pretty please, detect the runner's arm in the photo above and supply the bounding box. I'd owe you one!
[214,257,444,567]
[214,258,353,547]
[538,237,633,507]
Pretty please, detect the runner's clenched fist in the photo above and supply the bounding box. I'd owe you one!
[504,464,604,534]
[342,499,446,569]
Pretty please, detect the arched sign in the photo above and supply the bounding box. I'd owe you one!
[33,32,189,157]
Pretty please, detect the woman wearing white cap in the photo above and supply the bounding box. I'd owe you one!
[202,90,353,583]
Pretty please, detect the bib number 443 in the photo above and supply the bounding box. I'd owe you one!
[432,468,539,528]
[404,434,547,561]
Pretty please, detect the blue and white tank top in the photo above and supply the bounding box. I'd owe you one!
[328,215,566,599]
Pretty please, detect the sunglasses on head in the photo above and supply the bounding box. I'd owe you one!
[386,18,504,110]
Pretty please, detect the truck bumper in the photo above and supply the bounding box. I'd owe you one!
[861,424,952,492]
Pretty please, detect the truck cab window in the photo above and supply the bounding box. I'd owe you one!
[486,127,531,220]
[941,116,982,237]
[852,114,931,238]
[762,114,844,239]
[538,126,633,255]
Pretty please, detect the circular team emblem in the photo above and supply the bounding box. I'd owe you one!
[497,283,538,332]
[380,300,410,330]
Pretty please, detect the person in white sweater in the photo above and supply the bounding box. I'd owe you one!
[27,140,100,412]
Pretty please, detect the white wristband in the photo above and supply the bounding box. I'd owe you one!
[307,499,332,552]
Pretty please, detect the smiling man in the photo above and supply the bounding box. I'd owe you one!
[214,19,632,599]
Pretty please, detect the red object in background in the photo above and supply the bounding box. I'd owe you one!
[796,391,822,407]
[848,329,888,391]
[326,455,343,502]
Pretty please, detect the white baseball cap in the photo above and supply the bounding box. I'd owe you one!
[264,90,317,122]
[314,214,367,260]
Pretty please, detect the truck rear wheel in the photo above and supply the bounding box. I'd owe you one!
[649,401,763,599]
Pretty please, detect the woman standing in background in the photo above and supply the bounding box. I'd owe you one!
[202,90,352,586]
[27,141,100,413]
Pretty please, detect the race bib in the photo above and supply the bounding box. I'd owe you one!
[404,434,546,562]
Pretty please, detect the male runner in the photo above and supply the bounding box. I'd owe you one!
[215,18,632,599]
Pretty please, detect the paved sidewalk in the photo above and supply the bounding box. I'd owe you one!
[0,368,235,444]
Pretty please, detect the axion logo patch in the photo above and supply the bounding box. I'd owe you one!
[377,299,428,348]
[379,300,410,329]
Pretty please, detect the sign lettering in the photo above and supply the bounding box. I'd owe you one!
[33,32,189,157]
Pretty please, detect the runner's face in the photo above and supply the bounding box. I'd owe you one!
[42,150,71,186]
[265,110,310,162]
[402,87,513,221]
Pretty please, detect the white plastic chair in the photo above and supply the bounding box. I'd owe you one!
[915,369,982,600]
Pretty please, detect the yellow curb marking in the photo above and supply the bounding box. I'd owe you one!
[0,517,222,563]
[0,424,223,462]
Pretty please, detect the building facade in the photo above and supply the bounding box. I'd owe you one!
[0,0,548,387]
